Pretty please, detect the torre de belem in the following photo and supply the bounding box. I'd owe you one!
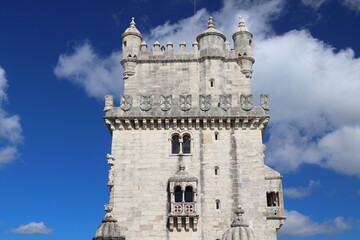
[93,16,286,240]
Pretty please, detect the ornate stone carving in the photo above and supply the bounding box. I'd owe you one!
[160,95,172,111]
[140,95,153,111]
[120,95,132,111]
[261,94,269,110]
[107,168,114,186]
[199,94,211,111]
[180,94,192,111]
[104,95,113,112]
[106,154,115,166]
[219,94,232,111]
[240,94,253,111]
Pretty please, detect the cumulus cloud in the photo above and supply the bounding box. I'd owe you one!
[279,210,351,237]
[11,222,53,234]
[54,42,122,99]
[254,29,360,176]
[284,180,320,198]
[0,66,22,167]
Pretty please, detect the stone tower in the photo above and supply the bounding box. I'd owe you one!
[94,17,285,240]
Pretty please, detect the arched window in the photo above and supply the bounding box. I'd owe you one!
[184,186,193,202]
[175,186,182,202]
[214,166,219,176]
[183,135,191,154]
[171,134,180,154]
[216,199,221,209]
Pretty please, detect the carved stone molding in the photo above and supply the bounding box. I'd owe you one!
[140,95,153,111]
[120,95,132,111]
[180,94,192,111]
[219,94,231,111]
[199,94,211,111]
[260,94,269,111]
[161,95,172,111]
[240,94,253,111]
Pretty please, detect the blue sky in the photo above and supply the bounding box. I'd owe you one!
[0,0,360,239]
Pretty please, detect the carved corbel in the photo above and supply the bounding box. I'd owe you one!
[250,118,259,129]
[106,154,115,166]
[165,119,170,130]
[150,119,154,130]
[177,217,182,231]
[210,118,215,130]
[157,119,162,130]
[188,118,192,130]
[142,119,147,130]
[203,118,207,130]
[242,118,248,129]
[134,119,139,130]
[125,119,131,129]
[115,119,123,130]
[234,118,239,130]
[105,119,116,131]
[173,119,177,130]
[218,118,223,130]
[185,217,190,231]
[195,118,200,130]
[193,217,198,231]
[226,118,231,130]
[258,117,269,130]
[169,217,174,231]
[180,119,185,130]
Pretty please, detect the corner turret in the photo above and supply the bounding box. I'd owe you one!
[232,17,255,78]
[196,17,226,56]
[121,17,142,79]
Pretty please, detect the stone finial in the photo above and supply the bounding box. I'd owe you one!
[231,206,248,227]
[238,16,245,27]
[207,16,215,28]
[130,17,136,28]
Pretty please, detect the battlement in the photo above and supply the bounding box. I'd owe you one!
[122,41,253,62]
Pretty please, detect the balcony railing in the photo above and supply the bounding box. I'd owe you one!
[170,202,196,215]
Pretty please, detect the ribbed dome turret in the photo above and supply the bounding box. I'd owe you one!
[122,17,142,39]
[93,205,125,240]
[196,17,226,52]
[221,206,254,240]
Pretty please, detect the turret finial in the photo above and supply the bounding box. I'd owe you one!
[238,16,245,27]
[207,17,215,28]
[231,205,248,227]
[130,17,136,28]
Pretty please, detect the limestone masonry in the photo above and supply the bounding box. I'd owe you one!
[93,16,285,240]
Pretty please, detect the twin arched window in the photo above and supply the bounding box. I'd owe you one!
[174,185,194,202]
[171,133,191,154]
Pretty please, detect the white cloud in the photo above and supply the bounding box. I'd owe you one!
[0,66,22,167]
[301,0,329,9]
[284,180,320,198]
[253,29,360,176]
[279,210,351,237]
[342,0,360,12]
[54,42,122,99]
[11,222,53,235]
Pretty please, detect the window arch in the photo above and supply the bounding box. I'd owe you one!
[174,186,182,202]
[169,132,193,155]
[184,186,193,202]
[183,134,191,154]
[171,134,180,154]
